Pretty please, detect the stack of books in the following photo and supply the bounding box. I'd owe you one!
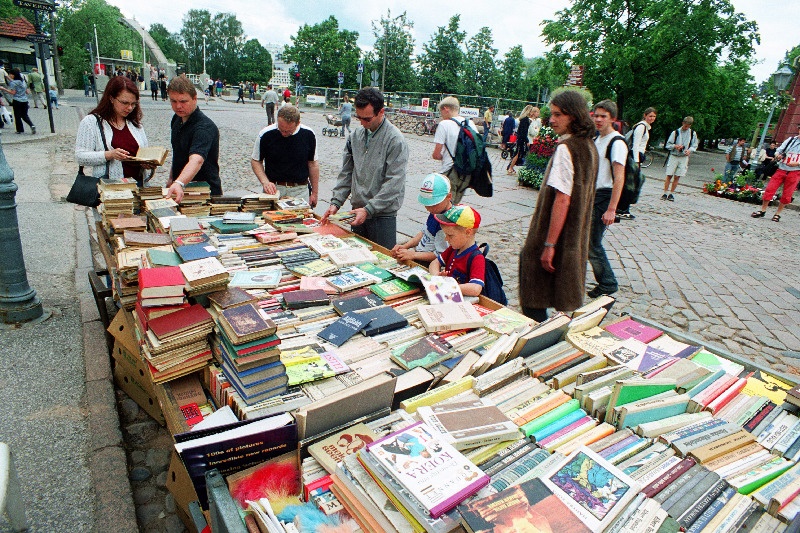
[241,192,278,213]
[98,178,137,229]
[178,256,230,297]
[109,214,147,236]
[137,266,186,308]
[179,182,211,214]
[138,303,214,383]
[215,302,287,406]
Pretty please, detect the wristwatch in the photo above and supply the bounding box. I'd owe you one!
[176,181,186,190]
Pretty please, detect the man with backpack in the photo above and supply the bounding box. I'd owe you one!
[588,100,627,298]
[432,96,477,204]
[662,116,699,201]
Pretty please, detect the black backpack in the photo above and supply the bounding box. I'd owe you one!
[605,135,644,205]
[466,243,507,305]
[445,119,493,197]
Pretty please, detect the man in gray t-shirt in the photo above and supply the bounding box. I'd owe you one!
[260,84,279,125]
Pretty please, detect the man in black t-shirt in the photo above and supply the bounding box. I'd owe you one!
[165,77,221,203]
[250,105,319,207]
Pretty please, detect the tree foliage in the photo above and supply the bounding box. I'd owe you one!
[542,0,760,139]
[500,45,526,101]
[238,38,272,84]
[463,27,498,96]
[55,0,142,87]
[180,10,246,82]
[148,23,185,66]
[372,10,416,92]
[283,15,360,88]
[417,15,465,94]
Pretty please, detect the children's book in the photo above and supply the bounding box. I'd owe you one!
[483,307,535,336]
[421,275,464,304]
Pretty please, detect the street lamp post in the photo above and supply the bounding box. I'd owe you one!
[202,34,207,76]
[757,66,794,151]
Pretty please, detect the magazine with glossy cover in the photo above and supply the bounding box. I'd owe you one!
[365,420,489,518]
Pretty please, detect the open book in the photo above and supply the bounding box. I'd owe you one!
[128,146,169,166]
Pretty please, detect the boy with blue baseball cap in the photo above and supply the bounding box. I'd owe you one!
[392,173,453,263]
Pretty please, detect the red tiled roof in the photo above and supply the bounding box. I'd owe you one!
[0,17,36,39]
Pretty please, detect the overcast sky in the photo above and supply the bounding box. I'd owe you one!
[108,0,794,84]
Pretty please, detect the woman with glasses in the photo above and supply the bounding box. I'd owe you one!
[75,76,152,186]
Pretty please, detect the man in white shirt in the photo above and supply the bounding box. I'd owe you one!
[724,138,747,182]
[588,100,627,298]
[662,116,699,201]
[260,84,279,125]
[432,96,475,204]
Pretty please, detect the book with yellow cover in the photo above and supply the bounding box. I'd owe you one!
[129,146,169,166]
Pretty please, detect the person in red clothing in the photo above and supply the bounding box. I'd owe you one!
[283,87,291,100]
[428,205,486,297]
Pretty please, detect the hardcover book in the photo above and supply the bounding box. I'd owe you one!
[129,145,168,166]
[219,303,277,344]
[352,262,393,281]
[145,246,182,267]
[390,334,455,370]
[255,231,299,244]
[289,259,339,277]
[365,420,490,518]
[507,312,571,359]
[147,304,214,340]
[458,477,592,533]
[229,269,282,289]
[138,266,186,298]
[541,447,641,531]
[283,289,330,309]
[124,230,172,247]
[317,312,374,347]
[356,306,409,337]
[418,302,484,333]
[331,293,385,316]
[207,287,258,310]
[370,278,421,301]
[306,235,351,255]
[208,219,259,234]
[178,257,228,287]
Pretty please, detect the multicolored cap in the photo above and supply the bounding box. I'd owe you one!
[435,205,481,229]
[418,173,451,206]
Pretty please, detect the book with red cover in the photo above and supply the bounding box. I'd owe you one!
[138,266,186,298]
[134,300,190,330]
[283,289,330,309]
[148,303,213,340]
[604,317,663,343]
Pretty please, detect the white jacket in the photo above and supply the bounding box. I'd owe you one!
[75,114,148,179]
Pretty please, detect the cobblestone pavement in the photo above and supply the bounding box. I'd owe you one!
[10,90,798,532]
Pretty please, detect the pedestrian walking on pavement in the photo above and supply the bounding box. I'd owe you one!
[662,116,698,201]
[0,68,35,134]
[27,67,47,109]
[617,107,656,220]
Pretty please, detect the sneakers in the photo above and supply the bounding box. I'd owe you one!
[661,194,668,200]
[31,126,36,134]
[667,194,675,201]
[617,212,635,220]
[587,286,617,299]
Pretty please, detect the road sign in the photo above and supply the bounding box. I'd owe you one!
[13,0,55,11]
[26,33,51,44]
[357,62,364,74]
[370,69,379,85]
[356,73,362,83]
[337,71,344,85]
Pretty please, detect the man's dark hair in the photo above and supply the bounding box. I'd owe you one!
[550,90,595,138]
[355,86,384,113]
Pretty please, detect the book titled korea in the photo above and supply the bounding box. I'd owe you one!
[365,420,489,518]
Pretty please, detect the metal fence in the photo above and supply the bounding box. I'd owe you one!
[297,86,548,136]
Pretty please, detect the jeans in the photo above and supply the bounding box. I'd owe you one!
[482,123,490,143]
[351,215,397,250]
[341,116,351,136]
[588,188,618,292]
[724,161,740,182]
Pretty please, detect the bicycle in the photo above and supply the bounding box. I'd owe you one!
[415,117,438,136]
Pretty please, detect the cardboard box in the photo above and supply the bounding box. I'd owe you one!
[166,450,200,524]
[113,362,165,425]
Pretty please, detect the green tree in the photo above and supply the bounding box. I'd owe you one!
[283,15,361,88]
[524,54,570,103]
[463,27,498,96]
[148,23,185,65]
[416,15,465,94]
[55,0,142,88]
[500,45,526,100]
[372,10,416,92]
[0,0,22,21]
[237,38,272,84]
[541,0,759,137]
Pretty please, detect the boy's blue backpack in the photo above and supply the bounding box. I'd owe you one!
[466,243,507,305]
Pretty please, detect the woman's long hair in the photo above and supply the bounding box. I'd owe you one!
[90,76,142,127]
[550,90,595,138]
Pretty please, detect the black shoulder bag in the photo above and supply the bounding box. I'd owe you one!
[67,115,109,207]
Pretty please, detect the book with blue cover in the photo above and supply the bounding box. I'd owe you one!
[356,306,409,337]
[317,312,374,347]
[175,242,219,262]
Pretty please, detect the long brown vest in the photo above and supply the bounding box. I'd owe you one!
[518,134,599,312]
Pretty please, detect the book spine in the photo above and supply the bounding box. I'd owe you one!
[597,434,641,459]
[761,414,800,451]
[519,399,580,437]
[530,409,588,443]
[510,390,570,426]
[654,465,705,506]
[672,423,739,456]
[688,430,757,464]
[541,418,597,452]
[587,428,634,452]
[398,376,474,414]
[476,438,533,472]
[606,439,652,466]
[677,478,731,529]
[667,470,721,517]
[685,487,737,533]
[641,457,696,498]
[554,422,615,457]
[483,442,538,477]
[605,492,646,533]
[773,419,800,456]
[750,403,783,436]
[489,449,550,492]
[636,411,712,438]
[632,454,679,484]
[659,417,728,445]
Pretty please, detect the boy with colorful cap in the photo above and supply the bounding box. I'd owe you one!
[429,205,486,297]
[391,173,453,263]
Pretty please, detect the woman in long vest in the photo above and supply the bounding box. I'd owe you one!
[519,90,599,322]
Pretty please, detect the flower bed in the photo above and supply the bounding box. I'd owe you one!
[702,169,765,204]
[518,127,558,189]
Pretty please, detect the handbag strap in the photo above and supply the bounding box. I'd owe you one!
[93,113,111,176]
